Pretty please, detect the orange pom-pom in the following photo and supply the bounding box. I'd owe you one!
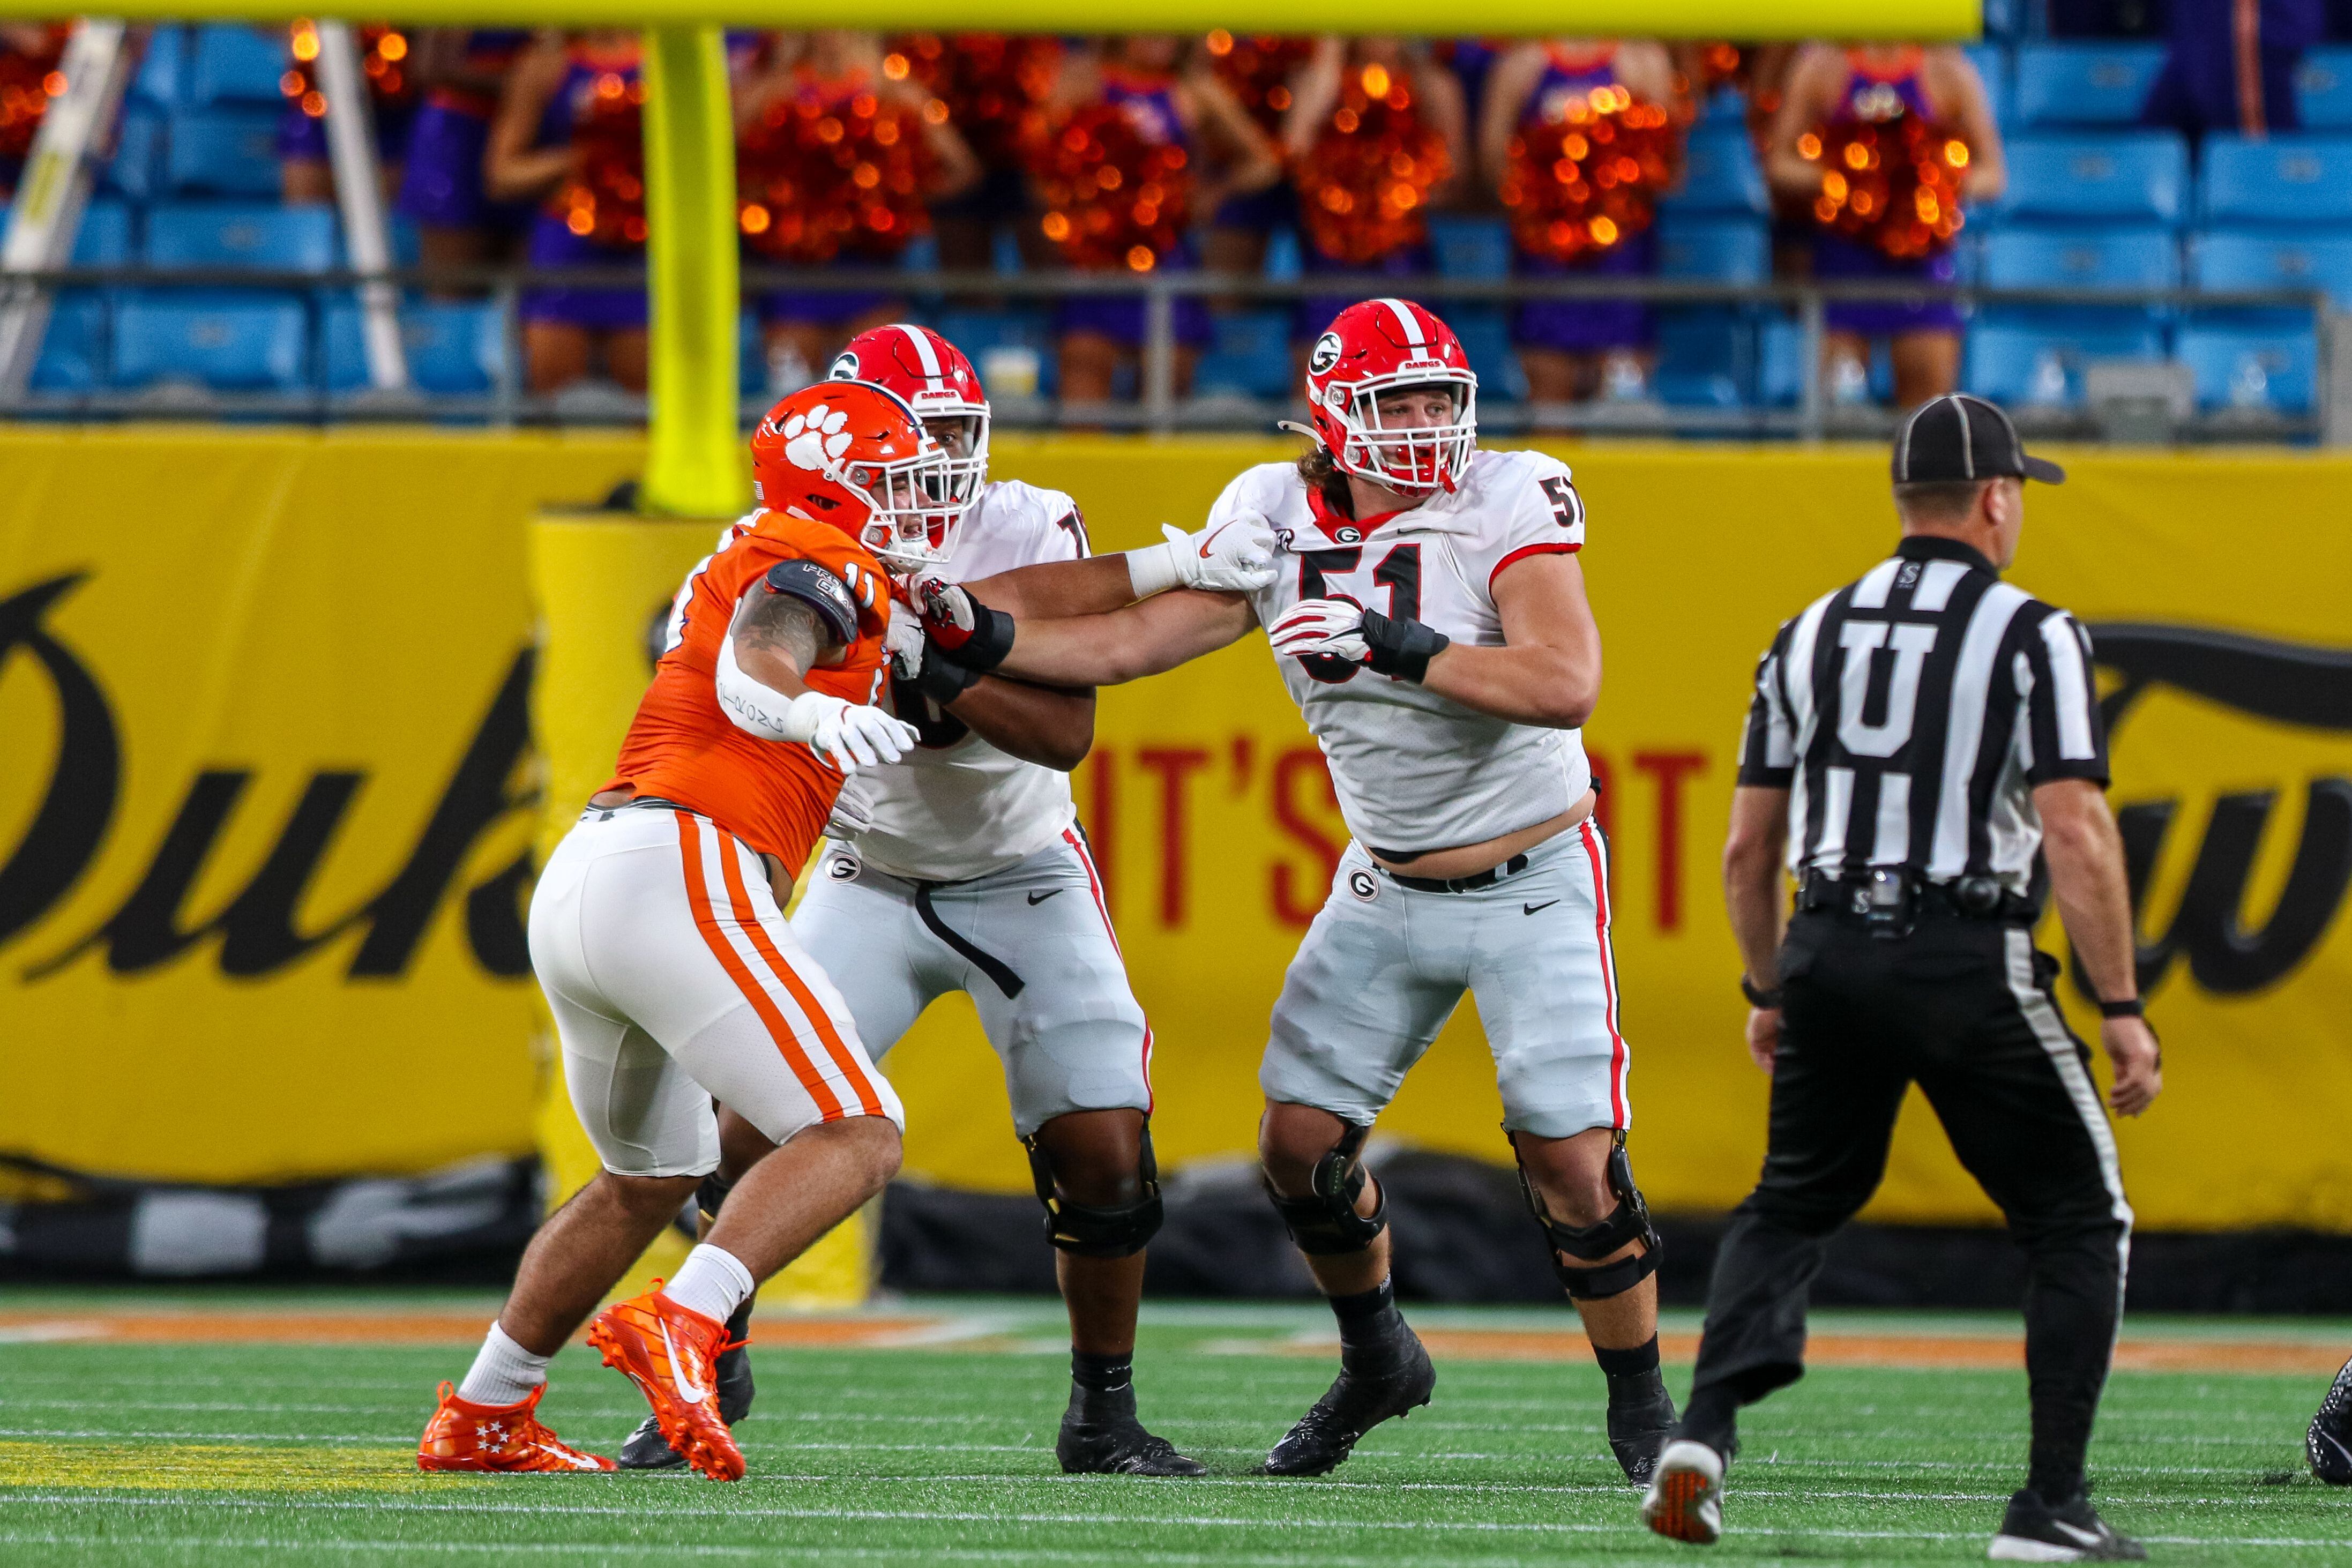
[1297,65,1451,267]
[551,68,649,251]
[884,33,1058,171]
[1499,84,1676,265]
[0,24,71,164]
[1025,102,1193,271]
[1803,110,1969,260]
[738,87,934,263]
[280,21,416,123]
[1206,33,1314,138]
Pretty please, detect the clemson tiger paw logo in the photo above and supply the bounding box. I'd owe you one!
[781,404,854,472]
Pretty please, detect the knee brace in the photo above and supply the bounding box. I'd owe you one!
[695,1170,734,1228]
[1519,1131,1663,1300]
[1024,1123,1164,1258]
[1265,1122,1388,1256]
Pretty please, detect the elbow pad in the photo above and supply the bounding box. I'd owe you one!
[715,636,832,742]
[760,558,861,645]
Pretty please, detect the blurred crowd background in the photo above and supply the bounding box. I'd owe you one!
[5,3,2351,426]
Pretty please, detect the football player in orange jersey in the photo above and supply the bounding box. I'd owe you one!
[417,383,938,1483]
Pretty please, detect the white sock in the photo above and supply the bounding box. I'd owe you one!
[664,1243,757,1325]
[456,1322,550,1407]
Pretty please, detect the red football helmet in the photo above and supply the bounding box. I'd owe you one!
[1304,298,1480,494]
[749,382,951,572]
[828,324,989,536]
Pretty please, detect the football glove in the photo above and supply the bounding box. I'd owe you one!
[1125,516,1279,597]
[784,692,920,774]
[902,571,1016,672]
[1268,598,1451,684]
[824,771,878,840]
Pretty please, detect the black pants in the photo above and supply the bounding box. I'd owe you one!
[1680,910,2132,1502]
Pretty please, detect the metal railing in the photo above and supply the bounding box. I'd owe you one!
[0,263,2337,443]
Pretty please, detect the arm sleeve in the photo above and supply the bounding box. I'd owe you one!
[2020,608,2110,786]
[1477,453,1587,595]
[1735,624,1799,788]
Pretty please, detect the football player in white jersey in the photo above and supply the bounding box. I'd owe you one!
[913,298,1677,1485]
[621,324,1280,1476]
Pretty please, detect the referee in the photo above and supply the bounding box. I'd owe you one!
[1641,395,2163,1562]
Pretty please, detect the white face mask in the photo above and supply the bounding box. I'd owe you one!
[1334,374,1480,494]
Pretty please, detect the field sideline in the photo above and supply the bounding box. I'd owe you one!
[1,1290,2347,1566]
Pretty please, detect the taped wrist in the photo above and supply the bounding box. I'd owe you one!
[1123,540,1182,598]
[1024,1125,1165,1258]
[936,598,1017,673]
[1360,609,1450,683]
[911,637,983,706]
[1518,1133,1663,1300]
[1265,1123,1387,1256]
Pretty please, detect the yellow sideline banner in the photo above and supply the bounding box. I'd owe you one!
[4,429,2350,1236]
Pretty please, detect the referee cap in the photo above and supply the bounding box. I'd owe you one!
[1892,394,2066,486]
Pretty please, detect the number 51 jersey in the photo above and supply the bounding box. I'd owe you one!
[1220,447,1594,857]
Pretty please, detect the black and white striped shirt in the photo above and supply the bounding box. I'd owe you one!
[1736,535,2109,892]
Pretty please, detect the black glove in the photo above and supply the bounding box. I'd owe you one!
[910,634,984,705]
[1360,608,1451,684]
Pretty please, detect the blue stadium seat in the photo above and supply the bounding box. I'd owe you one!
[1963,43,2012,127]
[189,24,289,106]
[101,104,167,201]
[2198,134,2352,227]
[145,201,335,273]
[2176,321,2318,412]
[1963,317,2166,406]
[1428,214,1511,279]
[930,308,1056,397]
[26,292,108,392]
[1656,214,1768,282]
[130,26,189,108]
[1192,309,1293,400]
[2296,47,2352,129]
[165,106,282,197]
[1447,305,1525,401]
[1995,131,2189,225]
[1263,224,1302,281]
[1981,224,2181,290]
[2014,42,2167,125]
[2189,228,2352,310]
[1982,0,2023,39]
[324,298,507,394]
[111,293,309,390]
[0,198,135,266]
[1655,308,1751,407]
[1661,123,1766,215]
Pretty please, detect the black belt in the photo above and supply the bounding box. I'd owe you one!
[1384,853,1530,895]
[593,794,691,817]
[1798,868,2039,931]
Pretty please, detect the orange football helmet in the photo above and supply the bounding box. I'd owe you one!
[748,382,954,572]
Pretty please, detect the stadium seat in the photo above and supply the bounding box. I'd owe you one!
[165,106,283,197]
[189,24,290,106]
[130,26,189,108]
[1446,305,1526,401]
[0,198,136,266]
[930,307,1056,397]
[1655,308,1751,407]
[2296,47,2352,129]
[111,293,310,390]
[1263,224,1303,281]
[323,298,507,394]
[145,201,335,273]
[1980,224,2181,290]
[1993,131,2189,225]
[2198,134,2352,227]
[1962,43,2012,127]
[1963,316,2166,406]
[26,292,108,393]
[2189,228,2352,311]
[1428,214,1511,279]
[2175,320,2318,413]
[1656,214,1768,283]
[1755,317,1892,406]
[102,104,167,201]
[2013,42,2167,125]
[1192,309,1293,400]
[1661,123,1767,215]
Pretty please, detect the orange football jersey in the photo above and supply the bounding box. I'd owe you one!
[605,511,890,867]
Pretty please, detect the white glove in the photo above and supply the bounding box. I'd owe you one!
[883,608,928,680]
[1124,516,1279,597]
[824,771,878,840]
[1267,598,1370,663]
[783,691,920,774]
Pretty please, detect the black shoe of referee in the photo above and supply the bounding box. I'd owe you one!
[1259,1323,1436,1476]
[1987,1489,2146,1561]
[2311,1354,2352,1484]
[616,1298,755,1470]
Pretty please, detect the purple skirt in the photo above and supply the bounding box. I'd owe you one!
[1294,242,1432,343]
[521,213,647,330]
[1512,234,1656,352]
[397,100,531,232]
[1815,233,1962,337]
[1054,241,1212,348]
[1213,181,1298,234]
[931,163,1031,225]
[759,286,897,327]
[277,99,416,163]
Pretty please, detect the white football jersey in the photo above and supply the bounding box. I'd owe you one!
[1222,449,1594,856]
[857,479,1090,881]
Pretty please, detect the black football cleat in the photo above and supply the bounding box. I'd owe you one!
[1606,1368,1679,1487]
[2311,1354,2352,1484]
[1259,1325,1436,1477]
[616,1298,755,1471]
[1056,1407,1208,1476]
[1987,1489,2146,1561]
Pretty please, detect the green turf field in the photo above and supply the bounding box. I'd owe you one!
[1,1291,2346,1566]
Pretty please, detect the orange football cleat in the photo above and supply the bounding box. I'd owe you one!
[416,1381,615,1473]
[585,1286,746,1482]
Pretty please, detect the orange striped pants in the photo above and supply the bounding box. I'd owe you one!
[528,804,903,1177]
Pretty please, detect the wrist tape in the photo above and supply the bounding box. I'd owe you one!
[1359,609,1451,684]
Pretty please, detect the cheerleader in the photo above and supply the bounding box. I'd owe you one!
[279,23,419,207]
[397,28,535,272]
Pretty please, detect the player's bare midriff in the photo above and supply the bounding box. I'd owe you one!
[588,784,796,899]
[1367,788,1596,882]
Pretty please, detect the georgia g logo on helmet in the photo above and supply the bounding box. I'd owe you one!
[826,349,861,382]
[1308,332,1342,376]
